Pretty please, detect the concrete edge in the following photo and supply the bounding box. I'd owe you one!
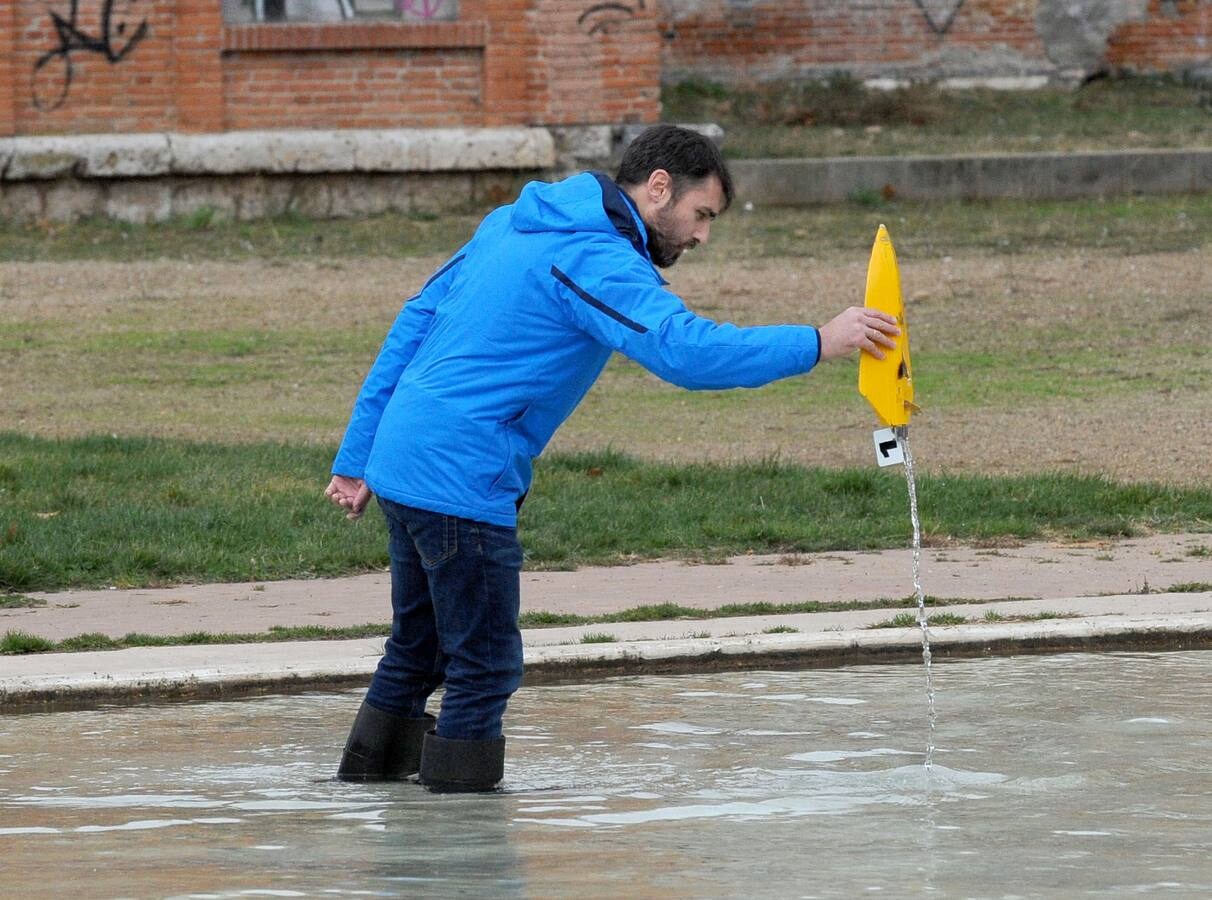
[2,128,557,181]
[4,613,1212,712]
[730,148,1212,204]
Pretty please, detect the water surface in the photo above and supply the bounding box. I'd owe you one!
[2,651,1210,897]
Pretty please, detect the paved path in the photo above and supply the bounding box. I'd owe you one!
[2,533,1209,707]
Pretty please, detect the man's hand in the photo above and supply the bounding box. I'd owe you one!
[818,306,900,361]
[325,475,372,520]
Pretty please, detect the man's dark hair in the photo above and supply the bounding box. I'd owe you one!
[615,124,734,211]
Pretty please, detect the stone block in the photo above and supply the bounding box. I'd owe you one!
[80,134,172,177]
[170,179,240,222]
[103,179,173,223]
[288,175,335,218]
[327,174,393,218]
[350,131,434,172]
[6,137,81,180]
[171,133,277,175]
[43,180,104,222]
[233,175,296,220]
[0,182,45,223]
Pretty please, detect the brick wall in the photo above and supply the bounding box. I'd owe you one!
[659,0,1211,84]
[6,0,661,136]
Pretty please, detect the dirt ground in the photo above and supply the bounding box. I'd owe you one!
[2,243,1210,485]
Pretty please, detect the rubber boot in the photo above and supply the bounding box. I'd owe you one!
[418,729,506,793]
[336,702,435,782]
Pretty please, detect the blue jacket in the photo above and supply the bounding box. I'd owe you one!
[332,172,822,527]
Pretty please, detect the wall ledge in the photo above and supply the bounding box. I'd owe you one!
[0,127,556,181]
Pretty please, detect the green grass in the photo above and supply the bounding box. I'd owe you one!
[579,632,618,644]
[2,433,1209,593]
[0,208,483,263]
[0,594,46,609]
[762,625,800,634]
[4,194,1208,263]
[1,624,392,655]
[662,73,1212,159]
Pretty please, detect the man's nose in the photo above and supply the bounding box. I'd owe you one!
[693,221,711,245]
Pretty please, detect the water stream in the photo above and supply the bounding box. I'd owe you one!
[895,426,936,769]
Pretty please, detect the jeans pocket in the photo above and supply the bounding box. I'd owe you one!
[410,514,458,569]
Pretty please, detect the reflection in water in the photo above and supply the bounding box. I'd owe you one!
[2,652,1211,896]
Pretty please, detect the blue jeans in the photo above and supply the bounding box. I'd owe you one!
[365,498,524,741]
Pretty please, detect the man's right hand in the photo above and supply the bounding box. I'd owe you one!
[819,306,900,361]
[325,475,372,520]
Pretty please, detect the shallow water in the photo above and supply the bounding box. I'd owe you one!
[2,651,1211,898]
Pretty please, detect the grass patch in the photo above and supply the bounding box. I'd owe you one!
[3,434,1210,593]
[1,623,391,655]
[663,73,1212,158]
[579,632,618,644]
[0,594,46,609]
[1,631,56,653]
[4,195,1209,264]
[1163,582,1212,593]
[0,208,484,264]
[762,625,800,634]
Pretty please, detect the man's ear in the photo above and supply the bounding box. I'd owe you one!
[646,169,673,209]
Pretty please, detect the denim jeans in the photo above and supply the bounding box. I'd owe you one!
[365,498,525,741]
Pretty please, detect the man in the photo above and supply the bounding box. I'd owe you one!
[325,124,898,792]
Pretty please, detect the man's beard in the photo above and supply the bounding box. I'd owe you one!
[646,210,690,269]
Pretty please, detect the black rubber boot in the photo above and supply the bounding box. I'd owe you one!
[336,702,435,782]
[418,729,506,793]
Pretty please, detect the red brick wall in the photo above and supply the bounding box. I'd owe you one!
[6,0,661,136]
[222,49,485,129]
[1107,0,1212,71]
[13,0,181,134]
[660,0,1210,83]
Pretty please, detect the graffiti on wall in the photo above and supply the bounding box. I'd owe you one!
[912,0,965,36]
[398,0,445,19]
[579,0,645,35]
[32,0,148,111]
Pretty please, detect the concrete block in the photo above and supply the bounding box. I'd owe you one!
[410,173,473,214]
[103,179,173,223]
[265,131,361,173]
[427,127,555,171]
[351,131,434,171]
[80,134,172,177]
[0,182,45,222]
[6,137,81,180]
[233,175,296,220]
[170,179,240,222]
[43,180,104,222]
[327,174,392,218]
[171,133,277,175]
[288,175,335,218]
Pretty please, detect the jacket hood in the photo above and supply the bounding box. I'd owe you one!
[511,172,651,261]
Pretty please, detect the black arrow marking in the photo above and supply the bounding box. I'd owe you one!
[878,438,899,459]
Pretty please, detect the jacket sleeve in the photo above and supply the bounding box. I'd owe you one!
[331,252,465,478]
[551,260,821,391]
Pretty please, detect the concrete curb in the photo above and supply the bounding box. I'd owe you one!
[4,611,1211,712]
[731,148,1212,204]
[0,128,556,180]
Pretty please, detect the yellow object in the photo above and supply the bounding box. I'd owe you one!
[858,224,918,427]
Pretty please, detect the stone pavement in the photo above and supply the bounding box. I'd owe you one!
[2,533,1210,708]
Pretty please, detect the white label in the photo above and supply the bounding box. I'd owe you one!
[873,427,904,467]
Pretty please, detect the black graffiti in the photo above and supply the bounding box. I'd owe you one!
[912,0,964,36]
[32,0,149,111]
[578,0,646,35]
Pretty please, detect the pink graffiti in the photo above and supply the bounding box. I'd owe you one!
[397,0,444,19]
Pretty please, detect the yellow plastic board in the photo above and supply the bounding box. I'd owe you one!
[858,224,917,427]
